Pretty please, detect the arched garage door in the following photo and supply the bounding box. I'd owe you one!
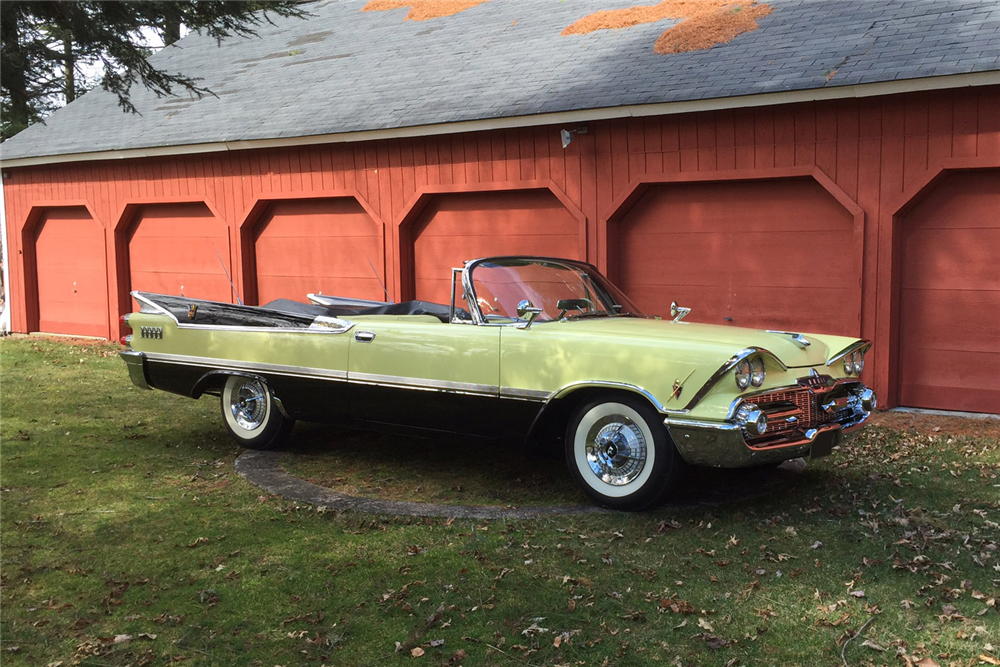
[127,203,233,302]
[31,208,109,337]
[252,199,383,305]
[898,169,1000,414]
[615,178,860,335]
[411,190,583,304]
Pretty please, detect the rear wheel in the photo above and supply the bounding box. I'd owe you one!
[220,375,293,450]
[565,395,682,511]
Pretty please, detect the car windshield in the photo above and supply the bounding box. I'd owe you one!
[467,258,647,324]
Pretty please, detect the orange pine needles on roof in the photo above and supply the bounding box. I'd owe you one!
[362,0,488,22]
[562,0,773,54]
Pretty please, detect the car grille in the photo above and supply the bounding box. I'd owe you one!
[742,378,860,448]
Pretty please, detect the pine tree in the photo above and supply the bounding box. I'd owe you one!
[1,1,308,140]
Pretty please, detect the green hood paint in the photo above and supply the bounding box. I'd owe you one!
[533,317,853,369]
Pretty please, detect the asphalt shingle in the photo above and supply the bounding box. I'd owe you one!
[3,0,999,161]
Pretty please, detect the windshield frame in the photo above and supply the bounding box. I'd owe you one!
[459,256,647,327]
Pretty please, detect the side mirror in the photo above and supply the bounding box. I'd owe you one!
[516,299,543,329]
[669,301,691,323]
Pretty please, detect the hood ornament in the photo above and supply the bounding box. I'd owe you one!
[766,330,811,348]
[669,301,691,323]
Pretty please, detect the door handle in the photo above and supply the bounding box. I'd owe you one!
[354,331,376,343]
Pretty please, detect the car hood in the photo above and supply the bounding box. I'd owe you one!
[545,316,856,368]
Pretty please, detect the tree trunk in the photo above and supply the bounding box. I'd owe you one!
[0,6,31,139]
[63,31,75,103]
[162,18,181,46]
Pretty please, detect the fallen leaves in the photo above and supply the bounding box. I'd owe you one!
[659,598,696,614]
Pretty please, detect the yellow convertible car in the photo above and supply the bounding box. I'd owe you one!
[120,256,875,510]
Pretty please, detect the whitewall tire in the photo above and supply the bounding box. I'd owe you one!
[220,375,293,450]
[565,395,682,510]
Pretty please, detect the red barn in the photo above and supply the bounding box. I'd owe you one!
[2,0,999,413]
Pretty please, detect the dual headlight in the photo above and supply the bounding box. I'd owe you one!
[735,357,766,390]
[843,349,866,376]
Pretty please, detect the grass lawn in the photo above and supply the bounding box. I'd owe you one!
[1,336,998,667]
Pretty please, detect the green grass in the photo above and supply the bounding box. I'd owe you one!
[282,425,589,507]
[2,337,998,667]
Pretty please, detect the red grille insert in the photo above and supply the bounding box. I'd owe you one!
[746,387,817,445]
[741,381,860,448]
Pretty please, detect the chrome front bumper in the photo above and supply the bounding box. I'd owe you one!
[119,350,151,390]
[665,381,875,468]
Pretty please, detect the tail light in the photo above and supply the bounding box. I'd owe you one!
[119,314,132,347]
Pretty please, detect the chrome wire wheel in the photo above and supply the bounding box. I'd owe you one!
[230,378,268,431]
[585,416,647,486]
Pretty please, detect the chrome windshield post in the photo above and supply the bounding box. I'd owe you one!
[449,267,464,323]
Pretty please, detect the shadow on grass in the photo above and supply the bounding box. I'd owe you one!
[277,421,807,511]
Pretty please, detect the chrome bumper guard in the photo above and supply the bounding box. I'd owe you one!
[119,350,152,390]
[665,380,876,468]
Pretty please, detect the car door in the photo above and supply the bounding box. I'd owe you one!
[347,317,502,435]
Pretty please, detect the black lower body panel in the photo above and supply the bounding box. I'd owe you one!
[140,357,540,440]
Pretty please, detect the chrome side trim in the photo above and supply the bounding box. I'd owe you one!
[139,350,554,399]
[131,292,355,335]
[142,351,349,381]
[550,380,667,412]
[348,372,498,397]
[679,347,787,412]
[499,387,551,402]
[826,340,872,367]
[663,417,740,431]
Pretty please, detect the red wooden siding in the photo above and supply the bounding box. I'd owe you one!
[410,190,583,304]
[126,203,233,302]
[251,199,384,305]
[4,86,1000,411]
[614,177,859,334]
[31,208,109,337]
[897,169,1000,413]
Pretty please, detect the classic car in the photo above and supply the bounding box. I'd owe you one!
[119,256,876,510]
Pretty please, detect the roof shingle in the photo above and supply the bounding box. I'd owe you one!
[3,0,999,161]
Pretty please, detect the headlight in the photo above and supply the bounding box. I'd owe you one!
[735,358,751,390]
[853,350,865,375]
[750,357,766,387]
[843,351,856,376]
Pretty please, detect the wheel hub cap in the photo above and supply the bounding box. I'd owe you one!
[231,380,266,431]
[585,415,647,486]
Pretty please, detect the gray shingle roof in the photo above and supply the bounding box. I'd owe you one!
[4,0,999,161]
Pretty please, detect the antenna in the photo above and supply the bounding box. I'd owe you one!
[365,251,393,304]
[213,244,243,306]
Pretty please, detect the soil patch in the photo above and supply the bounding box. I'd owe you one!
[871,410,1000,439]
[562,0,773,54]
[362,0,487,22]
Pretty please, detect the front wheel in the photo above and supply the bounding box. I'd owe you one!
[565,395,683,511]
[220,375,294,450]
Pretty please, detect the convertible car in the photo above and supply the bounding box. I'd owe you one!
[119,256,876,510]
